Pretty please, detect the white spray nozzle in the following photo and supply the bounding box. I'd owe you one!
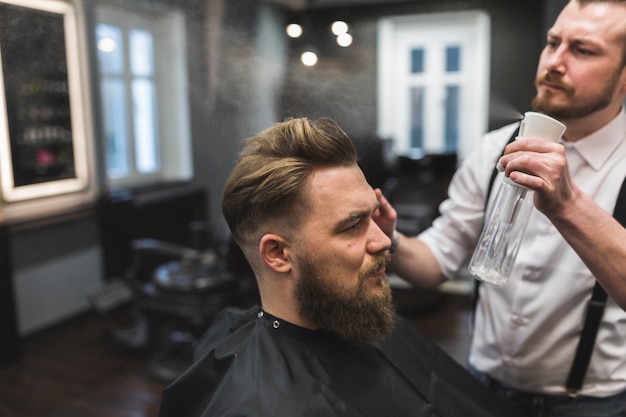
[518,111,566,142]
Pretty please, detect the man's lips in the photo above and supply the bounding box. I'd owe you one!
[362,266,387,283]
[540,81,562,90]
[536,75,575,95]
[372,267,386,277]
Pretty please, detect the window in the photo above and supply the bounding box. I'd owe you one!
[96,4,192,188]
[378,11,490,161]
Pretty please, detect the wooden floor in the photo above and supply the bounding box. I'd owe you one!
[0,292,473,417]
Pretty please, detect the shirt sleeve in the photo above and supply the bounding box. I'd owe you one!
[418,123,519,279]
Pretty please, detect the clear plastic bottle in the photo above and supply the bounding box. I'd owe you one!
[468,112,565,286]
[468,178,534,285]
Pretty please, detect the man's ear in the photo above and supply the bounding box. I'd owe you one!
[259,234,292,273]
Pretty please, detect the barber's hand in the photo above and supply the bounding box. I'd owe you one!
[499,138,576,216]
[373,188,398,237]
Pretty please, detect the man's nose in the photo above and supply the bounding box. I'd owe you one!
[545,45,567,73]
[367,219,392,254]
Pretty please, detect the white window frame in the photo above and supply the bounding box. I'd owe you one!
[377,11,491,161]
[96,3,192,189]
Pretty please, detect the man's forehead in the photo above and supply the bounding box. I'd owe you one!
[306,165,376,216]
[554,1,626,41]
[308,164,369,191]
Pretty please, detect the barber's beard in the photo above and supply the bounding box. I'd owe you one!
[532,72,618,120]
[295,252,395,344]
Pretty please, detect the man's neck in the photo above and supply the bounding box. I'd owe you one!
[260,299,318,330]
[561,106,623,142]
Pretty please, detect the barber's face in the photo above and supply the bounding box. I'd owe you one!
[293,164,395,343]
[532,1,626,120]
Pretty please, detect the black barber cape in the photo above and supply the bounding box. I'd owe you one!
[158,306,523,417]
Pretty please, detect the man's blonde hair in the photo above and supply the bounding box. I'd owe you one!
[222,117,358,247]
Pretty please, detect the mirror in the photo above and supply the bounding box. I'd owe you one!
[0,0,90,203]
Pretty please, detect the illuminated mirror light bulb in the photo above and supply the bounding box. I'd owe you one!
[336,33,353,47]
[301,51,318,66]
[286,23,303,38]
[331,20,348,36]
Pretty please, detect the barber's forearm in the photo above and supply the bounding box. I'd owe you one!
[389,231,446,289]
[550,191,626,310]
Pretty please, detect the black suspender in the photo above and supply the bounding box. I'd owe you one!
[473,124,626,395]
[565,281,608,394]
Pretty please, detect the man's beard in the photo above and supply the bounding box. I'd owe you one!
[295,252,395,344]
[532,72,618,120]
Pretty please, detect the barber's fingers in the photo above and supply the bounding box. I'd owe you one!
[500,139,565,174]
[373,188,397,236]
[501,138,563,164]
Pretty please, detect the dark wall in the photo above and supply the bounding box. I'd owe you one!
[200,0,289,224]
[0,225,19,363]
[278,0,544,140]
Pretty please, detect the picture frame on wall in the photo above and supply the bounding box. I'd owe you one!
[0,0,89,203]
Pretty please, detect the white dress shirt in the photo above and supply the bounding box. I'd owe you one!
[419,109,626,397]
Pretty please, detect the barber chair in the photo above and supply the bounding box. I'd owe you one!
[87,237,242,381]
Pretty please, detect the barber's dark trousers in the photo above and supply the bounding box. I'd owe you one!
[468,364,626,417]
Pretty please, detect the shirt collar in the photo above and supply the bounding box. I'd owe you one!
[560,109,626,171]
[256,308,350,345]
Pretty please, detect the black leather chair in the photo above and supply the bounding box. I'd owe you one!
[88,236,243,381]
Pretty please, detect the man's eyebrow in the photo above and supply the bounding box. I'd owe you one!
[547,30,599,49]
[335,204,378,231]
[334,210,369,230]
[547,28,559,38]
[348,210,371,221]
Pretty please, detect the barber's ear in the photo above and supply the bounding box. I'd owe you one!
[259,234,292,273]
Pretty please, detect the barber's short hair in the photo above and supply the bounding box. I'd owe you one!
[222,117,357,246]
[576,0,626,4]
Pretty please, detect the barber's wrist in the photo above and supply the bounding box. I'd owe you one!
[389,230,400,254]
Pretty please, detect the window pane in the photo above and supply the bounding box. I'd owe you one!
[96,24,124,74]
[130,29,154,76]
[444,85,459,151]
[410,86,425,148]
[445,45,461,72]
[101,78,129,178]
[411,48,424,74]
[132,79,159,173]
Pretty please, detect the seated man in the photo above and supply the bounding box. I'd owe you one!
[158,117,524,417]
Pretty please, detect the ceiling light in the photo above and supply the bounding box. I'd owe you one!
[301,51,318,66]
[331,21,348,36]
[286,23,303,38]
[336,33,353,47]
